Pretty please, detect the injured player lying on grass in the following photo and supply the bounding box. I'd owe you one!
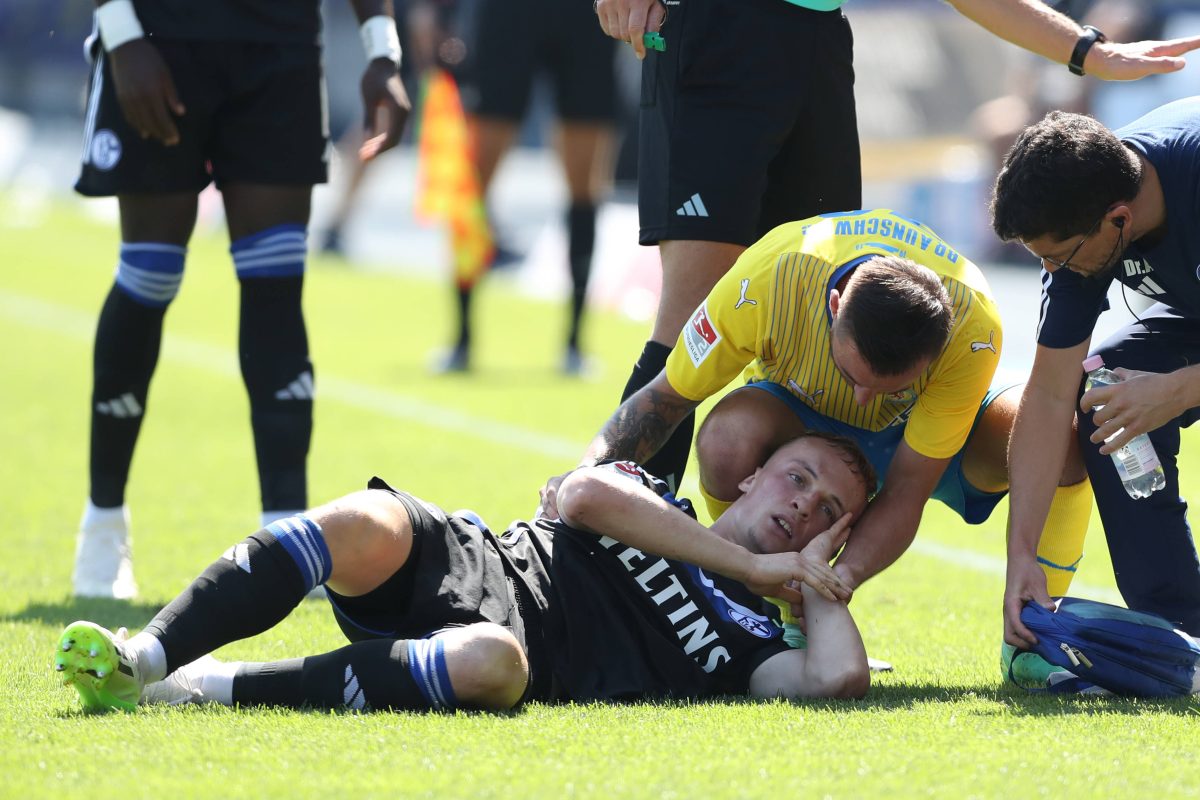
[55,432,876,712]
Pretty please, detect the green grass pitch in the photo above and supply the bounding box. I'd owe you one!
[2,196,1198,798]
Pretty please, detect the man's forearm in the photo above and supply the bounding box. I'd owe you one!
[832,489,923,588]
[581,385,697,467]
[945,0,1082,65]
[1170,363,1200,413]
[559,469,754,581]
[832,443,947,588]
[1007,393,1075,564]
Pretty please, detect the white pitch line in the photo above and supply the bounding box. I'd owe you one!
[0,290,1126,601]
[911,538,1123,604]
[0,290,582,462]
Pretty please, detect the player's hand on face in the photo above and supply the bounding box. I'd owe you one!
[744,518,853,603]
[108,39,186,146]
[359,59,411,161]
[801,513,853,565]
[1080,368,1177,453]
[593,0,666,60]
[1002,556,1053,649]
[537,472,570,521]
[1086,36,1200,81]
[795,513,854,601]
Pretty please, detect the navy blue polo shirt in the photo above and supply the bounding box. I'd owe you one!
[1038,97,1200,349]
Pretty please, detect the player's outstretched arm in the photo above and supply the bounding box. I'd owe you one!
[748,527,868,700]
[947,0,1200,80]
[348,0,412,160]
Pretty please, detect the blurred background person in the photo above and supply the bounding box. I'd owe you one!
[319,0,463,259]
[435,0,619,375]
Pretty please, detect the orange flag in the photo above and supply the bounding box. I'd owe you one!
[415,68,494,289]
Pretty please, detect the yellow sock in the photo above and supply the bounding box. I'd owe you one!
[1036,478,1092,597]
[699,481,734,521]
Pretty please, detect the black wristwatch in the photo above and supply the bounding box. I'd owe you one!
[1069,25,1106,76]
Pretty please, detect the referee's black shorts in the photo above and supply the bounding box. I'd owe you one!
[459,0,617,123]
[637,0,862,246]
[76,39,329,197]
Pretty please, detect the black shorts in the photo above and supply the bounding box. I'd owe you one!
[325,479,554,699]
[638,0,861,246]
[459,0,616,123]
[75,39,328,197]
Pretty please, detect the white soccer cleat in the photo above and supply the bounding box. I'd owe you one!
[141,655,224,706]
[72,502,138,599]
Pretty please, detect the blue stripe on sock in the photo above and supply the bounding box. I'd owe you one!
[1037,555,1081,573]
[408,639,441,709]
[270,519,315,588]
[265,513,331,592]
[407,637,458,710]
[231,224,307,279]
[282,517,327,584]
[431,638,457,708]
[115,243,186,307]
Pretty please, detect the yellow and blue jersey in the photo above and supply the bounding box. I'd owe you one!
[665,210,1003,460]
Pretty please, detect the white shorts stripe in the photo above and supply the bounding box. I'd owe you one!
[81,53,106,165]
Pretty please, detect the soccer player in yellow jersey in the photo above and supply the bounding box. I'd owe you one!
[545,210,1094,680]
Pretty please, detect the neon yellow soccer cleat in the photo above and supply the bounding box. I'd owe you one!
[54,621,144,712]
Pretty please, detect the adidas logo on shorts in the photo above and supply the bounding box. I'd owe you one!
[675,193,709,217]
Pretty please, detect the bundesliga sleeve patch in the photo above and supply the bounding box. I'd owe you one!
[604,461,650,484]
[683,303,721,367]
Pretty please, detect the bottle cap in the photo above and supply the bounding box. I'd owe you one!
[1082,355,1104,371]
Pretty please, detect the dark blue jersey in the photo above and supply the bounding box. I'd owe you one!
[531,461,790,700]
[358,466,789,702]
[1037,98,1200,349]
[130,0,321,46]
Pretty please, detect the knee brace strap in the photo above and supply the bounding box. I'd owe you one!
[114,243,186,307]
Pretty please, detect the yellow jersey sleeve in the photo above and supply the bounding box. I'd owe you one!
[902,287,1003,459]
[664,247,776,402]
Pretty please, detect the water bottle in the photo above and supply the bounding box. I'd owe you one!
[1082,355,1166,499]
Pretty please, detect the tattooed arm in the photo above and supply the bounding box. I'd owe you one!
[582,371,700,466]
[538,371,698,519]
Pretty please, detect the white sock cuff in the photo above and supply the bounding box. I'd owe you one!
[127,631,167,685]
[202,660,242,706]
[81,501,130,530]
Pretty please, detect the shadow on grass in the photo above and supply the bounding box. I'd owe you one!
[3,597,163,630]
[683,683,1200,717]
[43,688,1200,720]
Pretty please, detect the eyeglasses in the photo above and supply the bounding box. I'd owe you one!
[1037,217,1103,271]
